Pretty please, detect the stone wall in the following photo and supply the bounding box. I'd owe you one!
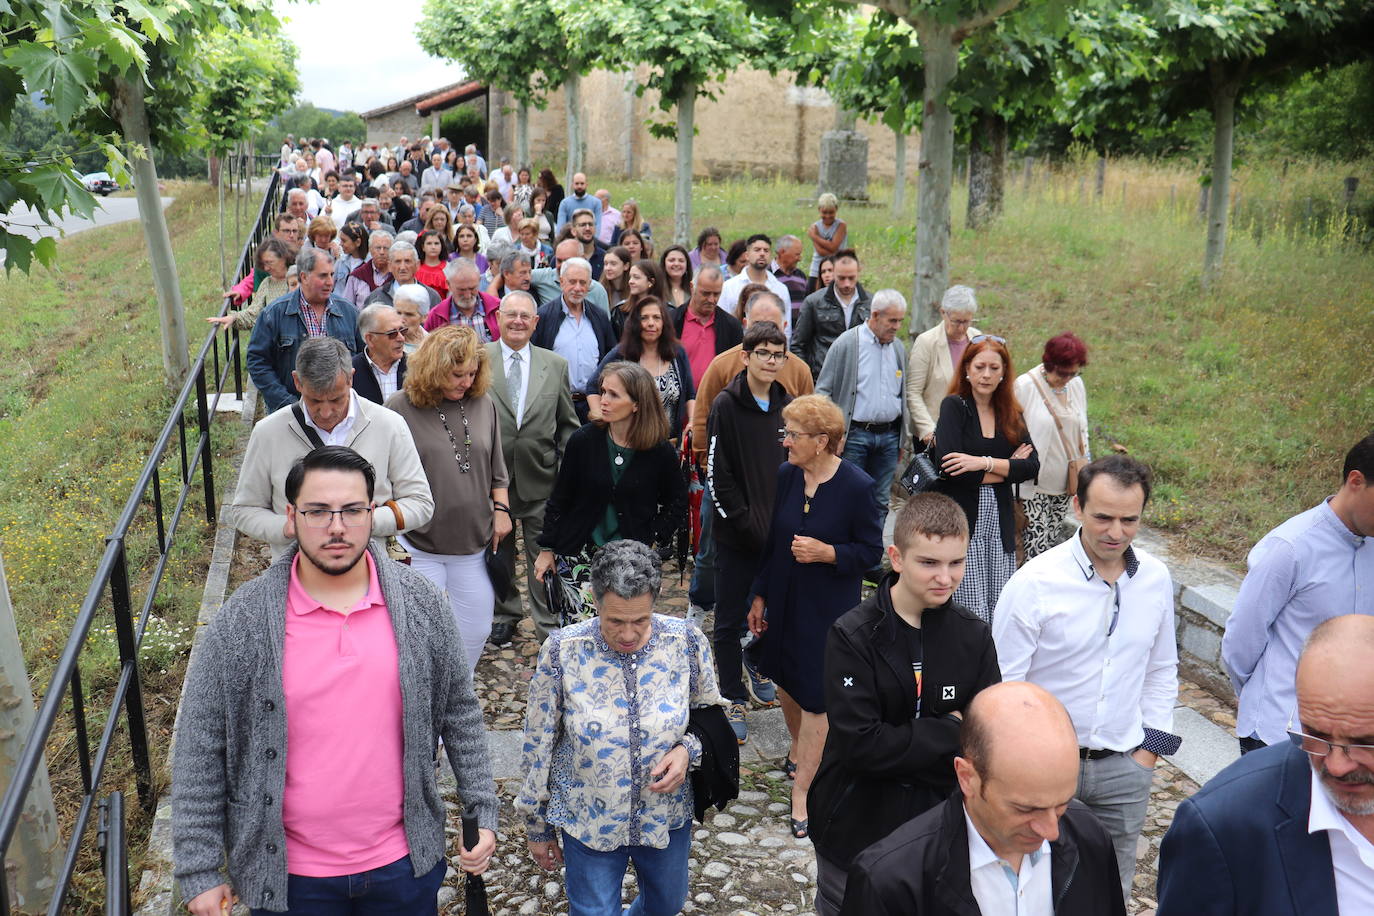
[364,108,430,149]
[490,67,919,183]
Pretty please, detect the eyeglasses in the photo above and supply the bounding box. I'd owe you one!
[368,327,406,339]
[970,334,1007,345]
[1287,729,1374,764]
[749,349,787,364]
[779,429,820,442]
[297,506,373,528]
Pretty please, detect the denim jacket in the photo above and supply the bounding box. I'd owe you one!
[246,289,365,413]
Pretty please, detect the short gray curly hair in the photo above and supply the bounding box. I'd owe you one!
[590,540,662,605]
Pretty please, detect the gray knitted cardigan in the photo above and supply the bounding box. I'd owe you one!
[172,546,498,910]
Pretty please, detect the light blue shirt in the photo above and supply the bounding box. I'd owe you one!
[556,193,603,232]
[1223,499,1374,745]
[553,303,602,392]
[851,324,902,424]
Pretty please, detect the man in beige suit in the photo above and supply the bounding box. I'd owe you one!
[904,285,983,446]
[485,290,580,645]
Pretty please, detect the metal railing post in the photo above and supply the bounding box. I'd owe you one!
[194,362,217,523]
[106,540,152,811]
[99,793,129,916]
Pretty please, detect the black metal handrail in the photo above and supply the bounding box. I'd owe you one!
[0,162,284,915]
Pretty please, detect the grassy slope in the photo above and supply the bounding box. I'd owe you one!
[619,160,1373,561]
[0,181,251,909]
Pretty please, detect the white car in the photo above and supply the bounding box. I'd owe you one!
[82,172,119,195]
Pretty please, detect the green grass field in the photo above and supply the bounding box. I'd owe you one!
[617,157,1374,560]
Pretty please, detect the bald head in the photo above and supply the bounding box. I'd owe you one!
[961,682,1079,785]
[554,238,582,265]
[744,292,786,329]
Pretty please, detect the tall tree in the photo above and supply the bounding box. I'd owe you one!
[417,0,566,168]
[555,0,785,244]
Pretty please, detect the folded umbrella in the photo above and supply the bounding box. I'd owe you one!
[461,807,490,916]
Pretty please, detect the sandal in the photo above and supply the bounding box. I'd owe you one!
[782,757,797,780]
[790,816,809,839]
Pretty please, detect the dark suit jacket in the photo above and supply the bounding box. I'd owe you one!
[842,793,1125,916]
[529,297,618,366]
[350,352,407,404]
[483,342,579,516]
[1157,742,1338,916]
[670,304,743,359]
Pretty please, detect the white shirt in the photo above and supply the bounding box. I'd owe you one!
[1308,768,1374,914]
[328,194,362,227]
[365,352,401,403]
[718,270,792,337]
[302,390,358,447]
[965,806,1053,916]
[837,289,859,327]
[851,324,902,424]
[993,531,1180,753]
[501,340,532,427]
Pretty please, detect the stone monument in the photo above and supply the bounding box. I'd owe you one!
[815,109,869,202]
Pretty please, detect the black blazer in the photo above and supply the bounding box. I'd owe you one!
[841,792,1126,916]
[350,352,407,404]
[529,296,618,359]
[932,395,1038,554]
[808,579,1001,867]
[537,424,687,555]
[670,304,743,358]
[686,703,739,822]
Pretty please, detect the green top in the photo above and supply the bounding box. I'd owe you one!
[591,436,635,546]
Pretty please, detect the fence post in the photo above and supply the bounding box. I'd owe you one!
[0,551,60,915]
[98,793,129,916]
[195,363,217,524]
[1170,185,1177,213]
[1022,156,1033,189]
[1345,176,1360,207]
[1095,155,1106,199]
[105,541,152,811]
[1121,181,1127,207]
[1198,184,1210,221]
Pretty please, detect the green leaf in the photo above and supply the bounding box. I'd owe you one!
[6,41,98,124]
[3,234,34,275]
[32,235,57,268]
[121,0,175,42]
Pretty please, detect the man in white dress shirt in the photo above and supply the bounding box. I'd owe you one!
[993,454,1180,906]
[840,681,1126,915]
[718,234,792,336]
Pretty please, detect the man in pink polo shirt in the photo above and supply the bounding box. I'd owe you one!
[173,446,498,915]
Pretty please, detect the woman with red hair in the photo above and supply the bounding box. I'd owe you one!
[932,336,1039,623]
[1015,333,1091,558]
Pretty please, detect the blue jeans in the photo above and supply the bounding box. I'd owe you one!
[689,481,716,611]
[842,426,901,515]
[250,854,444,916]
[561,825,691,916]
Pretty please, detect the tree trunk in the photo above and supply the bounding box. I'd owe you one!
[1203,70,1239,289]
[112,75,190,387]
[217,156,227,290]
[892,129,907,213]
[0,549,61,915]
[673,86,697,246]
[910,23,959,334]
[564,71,583,188]
[516,100,530,169]
[966,110,1006,229]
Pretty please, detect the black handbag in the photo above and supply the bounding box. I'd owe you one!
[899,441,943,494]
[484,546,514,602]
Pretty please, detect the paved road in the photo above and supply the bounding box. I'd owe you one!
[5,195,174,241]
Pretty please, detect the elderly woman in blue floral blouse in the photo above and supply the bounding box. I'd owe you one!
[516,539,723,916]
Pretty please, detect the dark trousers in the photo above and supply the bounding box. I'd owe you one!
[250,855,444,916]
[714,542,760,705]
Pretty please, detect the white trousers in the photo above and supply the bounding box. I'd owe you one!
[401,539,493,675]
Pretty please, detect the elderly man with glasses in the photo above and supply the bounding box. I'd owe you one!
[1158,613,1374,915]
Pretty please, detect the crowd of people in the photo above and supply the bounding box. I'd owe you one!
[171,133,1374,916]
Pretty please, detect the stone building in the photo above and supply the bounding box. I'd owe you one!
[362,69,919,186]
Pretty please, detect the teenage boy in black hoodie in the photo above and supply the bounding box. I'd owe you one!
[807,491,1002,915]
[706,321,793,744]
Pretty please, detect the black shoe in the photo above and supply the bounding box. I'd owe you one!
[489,622,515,646]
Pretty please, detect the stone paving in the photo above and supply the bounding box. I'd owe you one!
[434,562,1212,916]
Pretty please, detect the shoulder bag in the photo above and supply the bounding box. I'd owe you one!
[1029,371,1088,498]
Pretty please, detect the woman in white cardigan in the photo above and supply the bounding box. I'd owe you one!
[1014,332,1091,558]
[904,285,982,446]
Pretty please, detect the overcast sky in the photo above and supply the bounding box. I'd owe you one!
[274,0,464,112]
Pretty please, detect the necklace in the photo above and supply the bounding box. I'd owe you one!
[436,401,472,473]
